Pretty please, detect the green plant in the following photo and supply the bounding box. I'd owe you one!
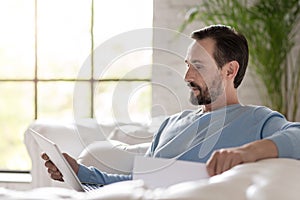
[180,0,300,121]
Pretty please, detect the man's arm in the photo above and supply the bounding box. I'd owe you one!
[41,153,132,185]
[206,139,278,176]
[77,164,132,185]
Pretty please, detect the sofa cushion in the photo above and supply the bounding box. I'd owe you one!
[77,140,150,174]
[107,116,166,145]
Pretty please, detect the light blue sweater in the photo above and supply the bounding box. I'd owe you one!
[77,104,300,185]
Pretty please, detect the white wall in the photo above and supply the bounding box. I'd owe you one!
[152,0,262,117]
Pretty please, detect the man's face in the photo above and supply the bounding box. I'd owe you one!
[184,38,224,105]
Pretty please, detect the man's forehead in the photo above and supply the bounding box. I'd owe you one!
[186,40,212,61]
[187,40,199,52]
[185,39,217,69]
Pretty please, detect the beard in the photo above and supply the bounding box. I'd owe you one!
[188,78,223,106]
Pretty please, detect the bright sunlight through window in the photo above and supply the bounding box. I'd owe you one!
[0,0,153,171]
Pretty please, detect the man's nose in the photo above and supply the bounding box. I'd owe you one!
[184,66,194,82]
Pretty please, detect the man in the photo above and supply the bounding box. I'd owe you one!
[42,25,300,186]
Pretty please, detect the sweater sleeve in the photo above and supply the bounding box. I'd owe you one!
[265,125,300,159]
[77,164,132,185]
[258,109,300,159]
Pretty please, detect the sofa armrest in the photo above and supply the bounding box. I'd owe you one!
[24,118,114,188]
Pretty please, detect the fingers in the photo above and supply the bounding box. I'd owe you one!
[44,160,56,171]
[206,153,217,176]
[41,153,64,181]
[48,169,63,181]
[41,152,49,161]
[221,157,232,174]
[215,152,225,175]
[45,160,64,181]
[206,149,243,176]
[62,153,79,174]
[40,152,78,181]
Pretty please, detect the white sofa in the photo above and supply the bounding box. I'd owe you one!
[24,118,162,188]
[19,118,300,200]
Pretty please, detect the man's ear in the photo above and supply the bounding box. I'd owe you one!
[224,61,239,79]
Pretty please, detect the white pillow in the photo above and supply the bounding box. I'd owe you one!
[108,116,166,145]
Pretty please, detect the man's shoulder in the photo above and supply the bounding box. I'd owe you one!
[165,109,198,123]
[171,109,196,117]
[242,105,284,120]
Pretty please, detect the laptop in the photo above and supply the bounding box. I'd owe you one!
[29,128,103,192]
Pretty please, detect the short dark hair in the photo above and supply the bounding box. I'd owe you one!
[191,25,249,88]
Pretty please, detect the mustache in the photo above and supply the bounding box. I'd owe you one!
[187,82,201,90]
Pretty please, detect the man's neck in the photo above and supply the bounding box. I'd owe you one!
[202,94,239,113]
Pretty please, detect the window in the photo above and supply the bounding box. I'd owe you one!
[0,0,153,171]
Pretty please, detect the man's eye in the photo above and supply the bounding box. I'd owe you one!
[194,64,204,70]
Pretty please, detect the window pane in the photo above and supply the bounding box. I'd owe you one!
[93,0,153,79]
[0,82,34,170]
[37,0,91,79]
[94,81,152,124]
[93,0,153,45]
[0,0,35,79]
[97,50,152,80]
[73,81,92,119]
[38,82,76,120]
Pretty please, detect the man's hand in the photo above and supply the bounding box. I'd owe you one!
[206,139,278,176]
[41,153,79,182]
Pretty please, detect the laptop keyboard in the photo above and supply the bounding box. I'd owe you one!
[82,183,104,192]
